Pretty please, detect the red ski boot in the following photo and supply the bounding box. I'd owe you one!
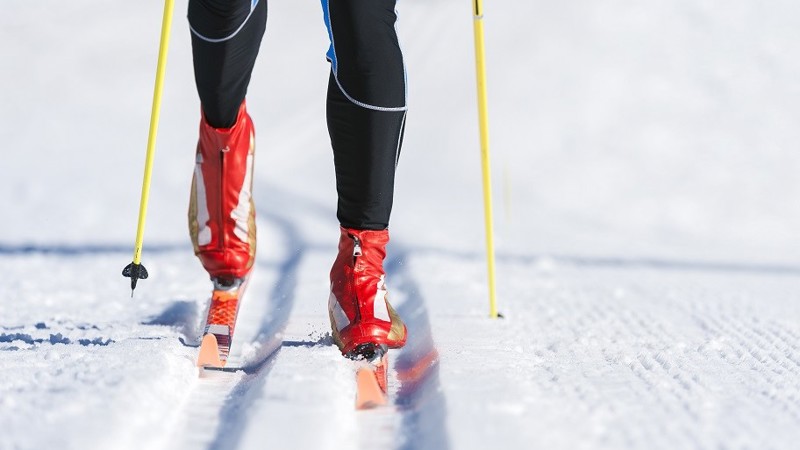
[188,101,257,281]
[190,102,256,368]
[328,227,407,357]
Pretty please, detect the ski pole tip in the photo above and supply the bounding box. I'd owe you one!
[122,262,149,296]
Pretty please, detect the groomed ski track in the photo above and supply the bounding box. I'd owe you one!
[158,196,449,450]
[3,206,800,449]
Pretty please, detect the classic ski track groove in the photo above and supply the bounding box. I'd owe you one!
[160,213,302,450]
[157,199,448,450]
[245,186,451,449]
[385,246,450,450]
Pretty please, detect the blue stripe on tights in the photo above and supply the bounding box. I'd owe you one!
[321,0,337,72]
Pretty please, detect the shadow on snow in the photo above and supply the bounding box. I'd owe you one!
[386,248,452,450]
[0,242,187,256]
[143,300,202,344]
[400,247,800,277]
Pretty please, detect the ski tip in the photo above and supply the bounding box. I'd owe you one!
[355,367,388,410]
[197,333,225,369]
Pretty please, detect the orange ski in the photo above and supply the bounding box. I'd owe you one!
[197,276,249,369]
[353,345,389,410]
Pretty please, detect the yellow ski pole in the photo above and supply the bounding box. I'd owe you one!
[123,0,176,296]
[472,0,498,319]
[472,0,499,318]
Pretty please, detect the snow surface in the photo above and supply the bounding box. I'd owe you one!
[2,0,800,449]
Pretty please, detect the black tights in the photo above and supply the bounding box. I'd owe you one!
[188,0,407,230]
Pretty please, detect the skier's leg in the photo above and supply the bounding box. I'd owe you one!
[189,0,267,127]
[322,0,408,355]
[188,0,266,281]
[323,0,407,230]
